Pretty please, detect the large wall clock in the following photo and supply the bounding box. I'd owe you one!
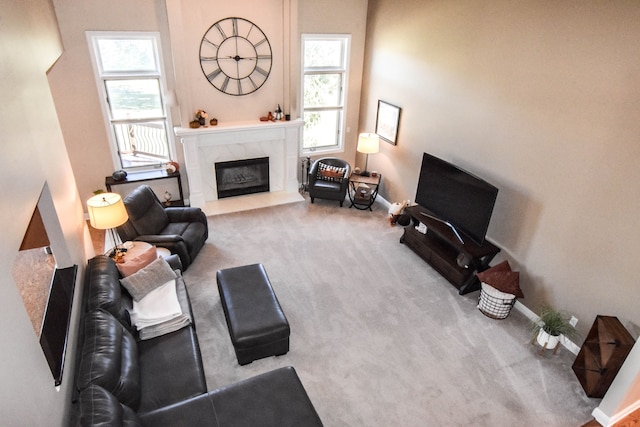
[199,17,272,96]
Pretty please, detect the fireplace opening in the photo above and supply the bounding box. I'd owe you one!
[215,157,269,199]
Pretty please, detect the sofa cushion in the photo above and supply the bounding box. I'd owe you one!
[161,221,189,236]
[120,257,177,301]
[312,179,343,193]
[77,309,141,410]
[85,256,132,329]
[137,325,207,414]
[77,385,141,427]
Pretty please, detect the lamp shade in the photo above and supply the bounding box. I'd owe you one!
[357,133,380,154]
[87,193,129,230]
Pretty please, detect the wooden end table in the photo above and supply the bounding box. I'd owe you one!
[348,173,381,211]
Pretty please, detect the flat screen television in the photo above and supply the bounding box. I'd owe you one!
[415,153,498,246]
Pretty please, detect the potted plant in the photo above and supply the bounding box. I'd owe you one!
[532,305,579,351]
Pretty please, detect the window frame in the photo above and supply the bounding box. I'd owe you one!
[86,31,175,172]
[301,34,351,155]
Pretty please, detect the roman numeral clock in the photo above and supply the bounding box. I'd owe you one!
[199,17,272,96]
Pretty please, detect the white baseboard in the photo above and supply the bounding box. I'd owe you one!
[592,407,610,426]
[513,301,580,355]
[386,199,581,356]
[376,194,391,210]
[513,300,538,321]
[603,400,640,426]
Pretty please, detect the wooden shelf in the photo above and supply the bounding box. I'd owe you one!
[105,170,185,206]
[400,205,500,294]
[572,315,635,398]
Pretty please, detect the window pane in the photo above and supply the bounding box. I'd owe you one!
[97,38,157,73]
[105,79,163,120]
[113,121,169,168]
[303,110,340,149]
[304,40,344,68]
[304,74,342,108]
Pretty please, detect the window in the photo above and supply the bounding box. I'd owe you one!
[302,35,350,154]
[87,32,172,171]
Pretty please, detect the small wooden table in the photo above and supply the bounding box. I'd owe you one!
[348,173,381,211]
[123,241,171,260]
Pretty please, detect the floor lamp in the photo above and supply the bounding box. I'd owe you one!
[356,133,380,177]
[87,193,129,258]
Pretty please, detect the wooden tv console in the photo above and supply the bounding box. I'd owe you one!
[400,205,500,295]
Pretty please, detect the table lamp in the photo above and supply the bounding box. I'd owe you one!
[87,193,129,257]
[356,133,379,177]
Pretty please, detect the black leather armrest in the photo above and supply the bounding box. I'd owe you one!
[165,254,182,271]
[166,208,207,224]
[308,164,319,185]
[135,234,184,243]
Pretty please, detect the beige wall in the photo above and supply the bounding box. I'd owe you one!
[297,0,369,166]
[19,0,640,422]
[0,0,93,424]
[167,0,287,126]
[48,0,174,205]
[361,0,640,339]
[50,0,369,203]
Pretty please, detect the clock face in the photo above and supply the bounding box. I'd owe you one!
[199,17,272,96]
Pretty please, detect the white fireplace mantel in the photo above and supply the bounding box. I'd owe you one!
[175,119,304,215]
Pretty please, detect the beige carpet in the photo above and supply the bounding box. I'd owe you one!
[183,197,597,426]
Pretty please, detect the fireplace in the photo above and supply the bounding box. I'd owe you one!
[215,157,269,199]
[175,119,304,214]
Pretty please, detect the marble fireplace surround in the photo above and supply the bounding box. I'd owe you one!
[175,120,304,216]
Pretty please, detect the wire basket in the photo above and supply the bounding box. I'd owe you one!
[477,282,516,319]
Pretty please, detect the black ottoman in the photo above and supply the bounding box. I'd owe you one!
[216,263,290,365]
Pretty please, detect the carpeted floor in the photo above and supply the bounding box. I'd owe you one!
[183,197,598,426]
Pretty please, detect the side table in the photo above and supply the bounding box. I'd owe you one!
[123,241,171,260]
[348,173,381,211]
[106,170,184,207]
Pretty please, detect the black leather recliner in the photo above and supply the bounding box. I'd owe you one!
[116,185,208,270]
[308,157,351,207]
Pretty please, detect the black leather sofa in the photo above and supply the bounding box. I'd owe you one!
[71,255,323,426]
[117,185,208,270]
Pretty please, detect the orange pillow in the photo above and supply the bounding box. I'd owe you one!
[116,244,157,277]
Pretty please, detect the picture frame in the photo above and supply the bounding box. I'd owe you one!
[375,100,401,145]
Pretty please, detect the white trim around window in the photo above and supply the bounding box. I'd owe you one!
[86,31,176,172]
[301,34,351,155]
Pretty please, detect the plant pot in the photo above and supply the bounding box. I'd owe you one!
[536,329,560,349]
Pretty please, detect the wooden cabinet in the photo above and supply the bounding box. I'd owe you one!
[105,170,185,207]
[572,315,635,398]
[400,205,500,294]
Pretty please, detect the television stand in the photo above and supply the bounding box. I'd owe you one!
[400,205,500,295]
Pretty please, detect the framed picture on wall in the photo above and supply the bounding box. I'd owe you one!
[375,100,401,145]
